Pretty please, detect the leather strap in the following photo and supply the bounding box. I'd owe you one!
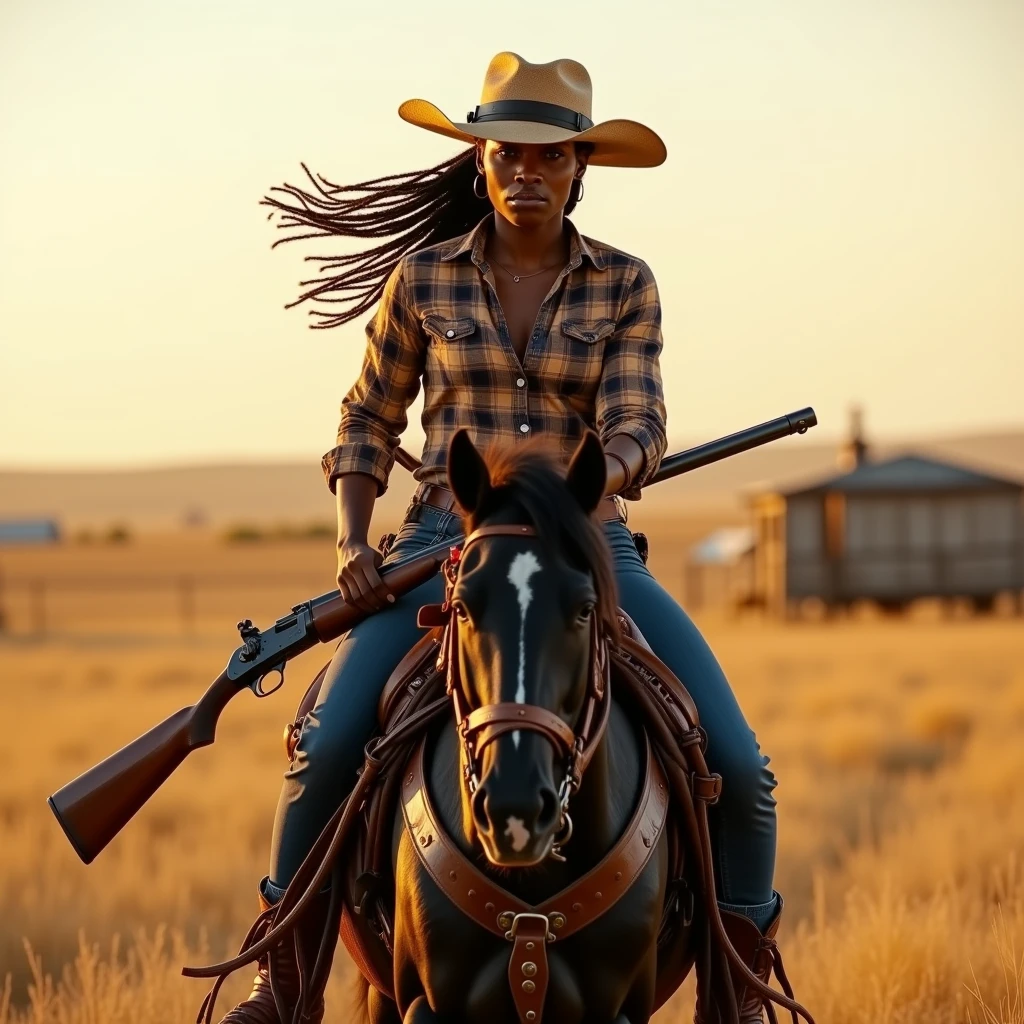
[413,482,627,524]
[611,630,703,741]
[463,703,577,761]
[401,731,670,1023]
[458,523,537,546]
[507,913,550,1024]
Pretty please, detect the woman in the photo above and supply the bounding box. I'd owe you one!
[223,53,784,1024]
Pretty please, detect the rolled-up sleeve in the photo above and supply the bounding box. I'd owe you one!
[320,259,425,496]
[595,260,668,501]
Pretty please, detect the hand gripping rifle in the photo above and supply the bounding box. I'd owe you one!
[48,407,816,864]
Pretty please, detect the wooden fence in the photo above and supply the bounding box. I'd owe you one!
[0,569,333,638]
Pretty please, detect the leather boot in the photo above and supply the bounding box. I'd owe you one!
[216,878,340,1024]
[694,893,789,1024]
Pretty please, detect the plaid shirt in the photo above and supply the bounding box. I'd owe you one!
[321,214,667,502]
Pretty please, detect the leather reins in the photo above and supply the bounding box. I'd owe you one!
[435,523,612,857]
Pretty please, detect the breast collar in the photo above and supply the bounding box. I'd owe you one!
[401,731,669,1024]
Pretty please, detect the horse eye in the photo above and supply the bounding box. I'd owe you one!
[452,600,471,622]
[576,601,596,624]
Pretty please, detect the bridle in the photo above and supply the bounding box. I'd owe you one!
[434,523,612,859]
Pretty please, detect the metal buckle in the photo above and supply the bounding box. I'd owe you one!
[548,811,573,863]
[505,911,555,943]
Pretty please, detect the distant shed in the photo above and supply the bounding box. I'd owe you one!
[684,527,755,611]
[0,519,61,545]
[750,454,1024,615]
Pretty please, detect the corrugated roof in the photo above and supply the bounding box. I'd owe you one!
[781,454,1022,497]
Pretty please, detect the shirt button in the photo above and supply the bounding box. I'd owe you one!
[520,423,530,433]
[445,329,455,339]
[516,377,526,387]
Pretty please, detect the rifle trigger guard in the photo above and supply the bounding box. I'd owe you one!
[251,662,285,698]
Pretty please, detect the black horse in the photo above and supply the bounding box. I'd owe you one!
[363,428,687,1024]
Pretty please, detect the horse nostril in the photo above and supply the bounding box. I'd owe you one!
[537,786,559,831]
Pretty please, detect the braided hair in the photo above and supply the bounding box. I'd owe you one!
[262,143,591,330]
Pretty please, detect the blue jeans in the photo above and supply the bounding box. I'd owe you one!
[269,501,779,928]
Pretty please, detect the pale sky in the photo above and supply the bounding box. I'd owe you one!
[1,0,1022,468]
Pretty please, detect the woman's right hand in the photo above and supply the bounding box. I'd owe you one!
[336,540,396,614]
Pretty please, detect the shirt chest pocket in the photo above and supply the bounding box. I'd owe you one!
[422,313,483,383]
[555,318,617,390]
[560,318,617,345]
[422,314,477,343]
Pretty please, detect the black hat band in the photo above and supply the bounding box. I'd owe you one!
[465,99,594,133]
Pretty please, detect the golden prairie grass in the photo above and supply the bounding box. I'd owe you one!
[1,527,1023,1022]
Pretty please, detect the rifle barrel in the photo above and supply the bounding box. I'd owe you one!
[391,407,817,488]
[649,408,817,485]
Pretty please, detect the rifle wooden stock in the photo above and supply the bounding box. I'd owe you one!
[48,668,234,864]
[48,541,453,864]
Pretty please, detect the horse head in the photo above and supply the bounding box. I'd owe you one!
[441,427,621,868]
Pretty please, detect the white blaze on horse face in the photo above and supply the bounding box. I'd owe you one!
[504,815,531,853]
[507,550,543,749]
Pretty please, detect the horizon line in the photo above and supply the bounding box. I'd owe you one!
[2,421,1023,476]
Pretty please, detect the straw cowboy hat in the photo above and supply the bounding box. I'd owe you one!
[398,51,667,168]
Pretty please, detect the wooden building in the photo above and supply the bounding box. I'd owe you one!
[750,444,1024,617]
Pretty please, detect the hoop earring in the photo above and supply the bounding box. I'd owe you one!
[573,178,585,204]
[473,174,488,200]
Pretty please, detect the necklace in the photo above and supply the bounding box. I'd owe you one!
[491,256,565,283]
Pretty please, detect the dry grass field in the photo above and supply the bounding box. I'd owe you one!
[1,519,1023,1023]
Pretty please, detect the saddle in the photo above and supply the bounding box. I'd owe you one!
[284,609,712,1013]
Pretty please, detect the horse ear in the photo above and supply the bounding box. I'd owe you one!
[447,428,492,515]
[565,429,607,514]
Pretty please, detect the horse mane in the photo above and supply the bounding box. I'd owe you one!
[464,437,623,646]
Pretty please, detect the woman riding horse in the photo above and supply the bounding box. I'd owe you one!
[219,52,788,1024]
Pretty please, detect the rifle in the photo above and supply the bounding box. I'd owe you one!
[48,407,816,864]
